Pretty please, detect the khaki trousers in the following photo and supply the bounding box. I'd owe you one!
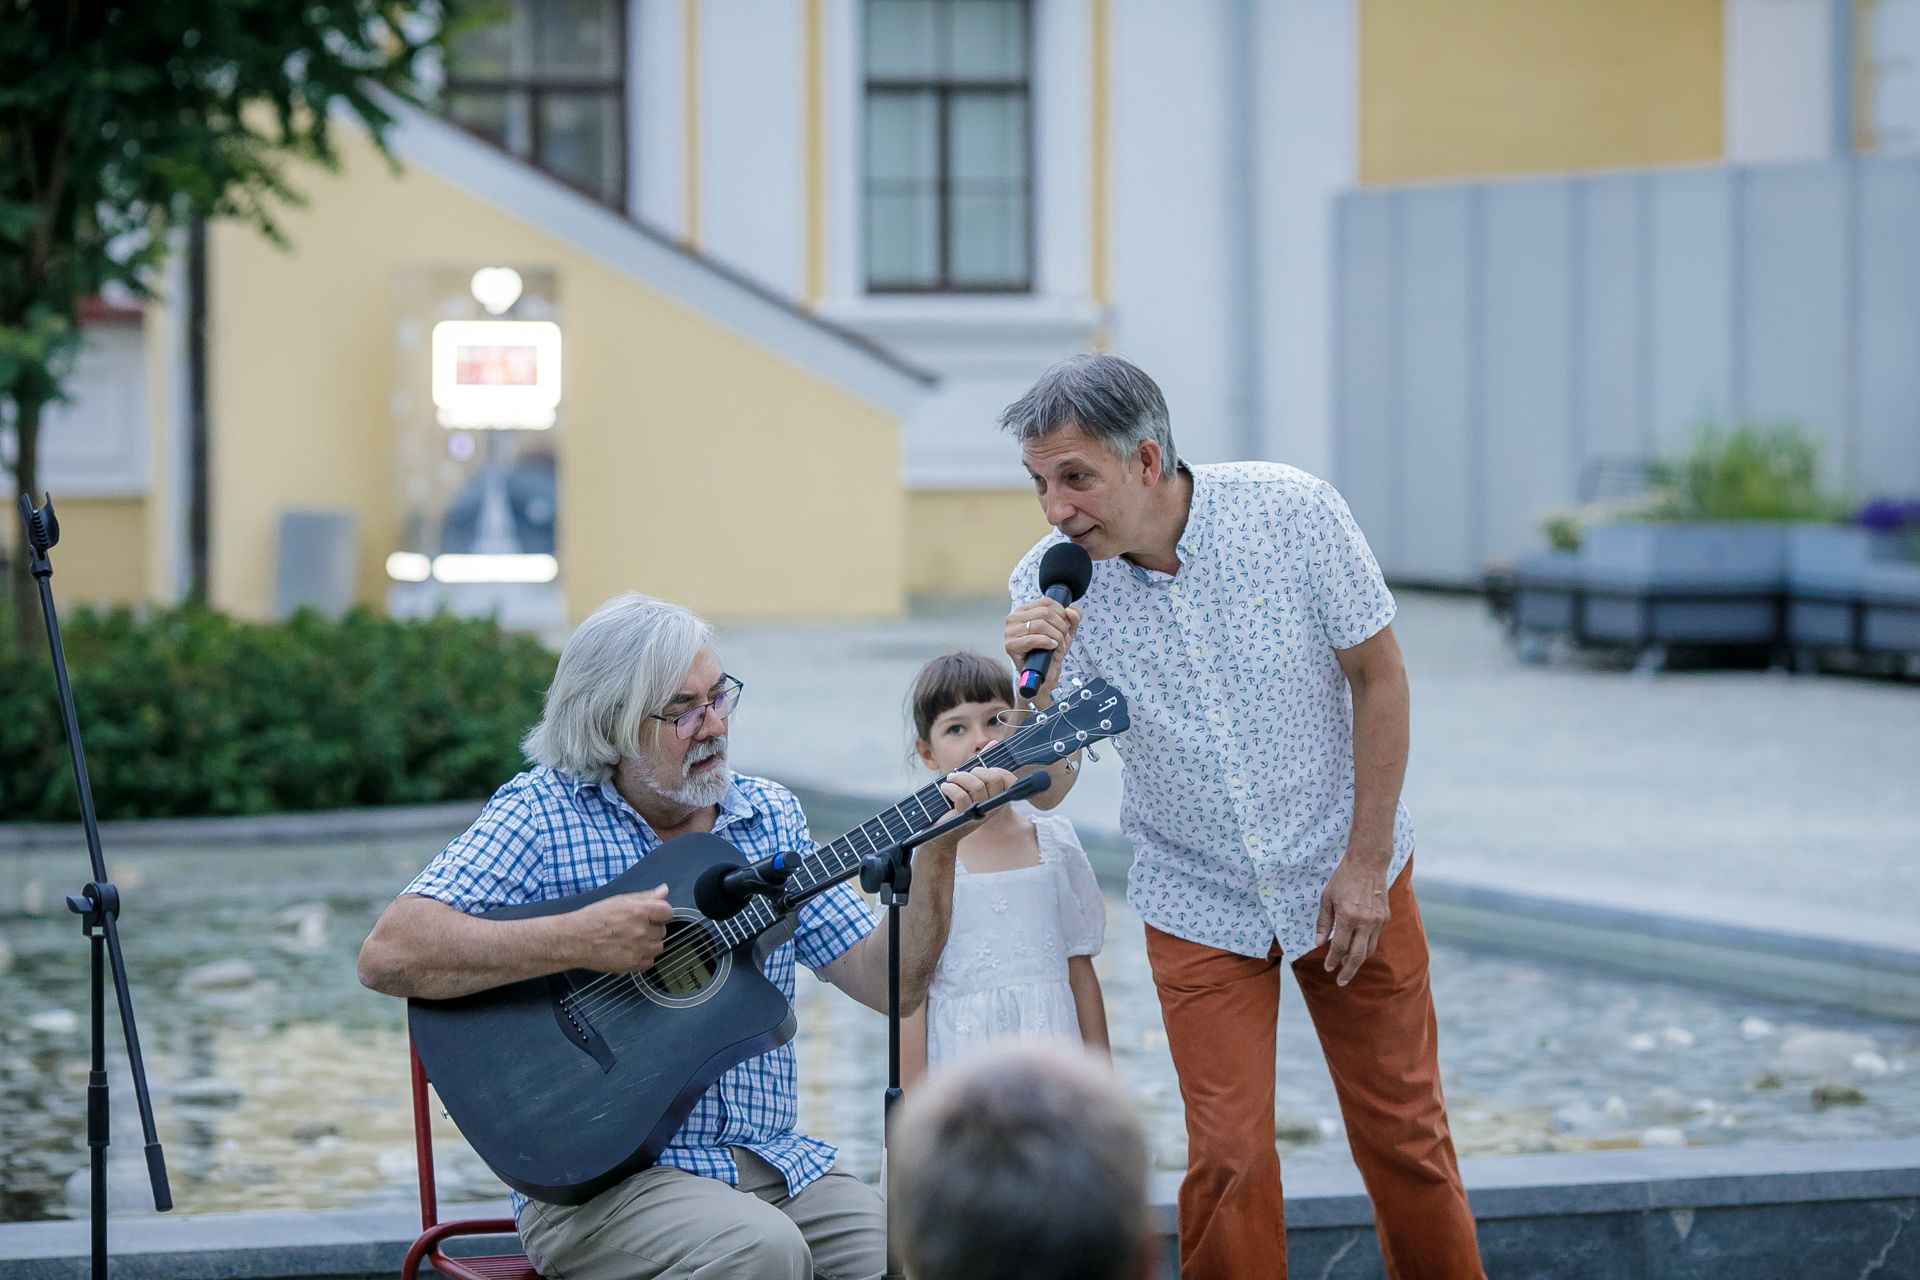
[1144,864,1486,1280]
[516,1148,885,1280]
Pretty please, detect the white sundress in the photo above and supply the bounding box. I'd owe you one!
[925,806,1108,1071]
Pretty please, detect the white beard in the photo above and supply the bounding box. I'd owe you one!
[650,736,730,809]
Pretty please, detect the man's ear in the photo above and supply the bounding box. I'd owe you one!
[1137,440,1165,485]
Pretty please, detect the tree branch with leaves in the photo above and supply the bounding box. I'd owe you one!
[0,0,466,644]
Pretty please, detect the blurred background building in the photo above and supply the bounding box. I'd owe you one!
[21,0,1920,624]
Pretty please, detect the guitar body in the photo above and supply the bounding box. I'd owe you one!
[409,832,797,1206]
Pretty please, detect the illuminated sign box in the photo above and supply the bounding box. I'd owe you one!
[431,319,563,429]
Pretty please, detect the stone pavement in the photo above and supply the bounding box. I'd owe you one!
[715,591,1920,952]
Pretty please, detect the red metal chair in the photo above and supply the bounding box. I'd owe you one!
[403,1038,548,1280]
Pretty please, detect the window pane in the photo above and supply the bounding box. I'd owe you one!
[539,94,621,202]
[949,192,1027,286]
[866,92,938,183]
[948,91,1024,183]
[448,90,533,156]
[867,191,940,287]
[449,8,521,78]
[866,0,939,78]
[535,0,622,77]
[947,0,1026,79]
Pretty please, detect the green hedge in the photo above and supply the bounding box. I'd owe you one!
[0,604,555,821]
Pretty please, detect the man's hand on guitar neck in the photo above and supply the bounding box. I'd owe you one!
[821,763,1017,1016]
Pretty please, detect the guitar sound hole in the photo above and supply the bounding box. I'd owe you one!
[640,921,722,1000]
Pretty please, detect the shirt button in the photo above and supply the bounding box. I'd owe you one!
[1169,582,1182,595]
[1229,776,1243,788]
[1188,648,1203,661]
[1253,595,1265,606]
[1208,711,1222,724]
[1244,834,1259,848]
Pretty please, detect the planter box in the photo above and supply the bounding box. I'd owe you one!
[1509,551,1582,634]
[1576,523,1788,648]
[1786,526,1920,656]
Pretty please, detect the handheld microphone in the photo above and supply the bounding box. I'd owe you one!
[1017,541,1093,698]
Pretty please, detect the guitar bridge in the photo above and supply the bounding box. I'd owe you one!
[550,976,618,1073]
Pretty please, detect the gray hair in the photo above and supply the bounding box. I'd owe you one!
[522,593,715,782]
[998,352,1178,478]
[892,1045,1151,1280]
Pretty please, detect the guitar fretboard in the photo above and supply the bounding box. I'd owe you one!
[707,737,1026,948]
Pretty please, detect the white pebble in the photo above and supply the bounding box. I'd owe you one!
[1603,1096,1629,1118]
[1660,1026,1695,1049]
[28,1009,78,1034]
[1739,1016,1775,1041]
[1851,1051,1891,1078]
[1640,1126,1687,1148]
[1628,1032,1657,1053]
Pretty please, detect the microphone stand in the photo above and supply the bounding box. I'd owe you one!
[16,496,172,1276]
[822,770,1050,1280]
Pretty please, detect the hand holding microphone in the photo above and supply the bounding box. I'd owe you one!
[1006,542,1094,702]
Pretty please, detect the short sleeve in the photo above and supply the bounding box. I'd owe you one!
[404,787,547,913]
[774,788,879,972]
[1302,480,1397,650]
[1037,814,1106,958]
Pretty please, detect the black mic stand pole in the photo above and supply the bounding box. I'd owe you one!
[16,495,172,1277]
[832,770,1050,1280]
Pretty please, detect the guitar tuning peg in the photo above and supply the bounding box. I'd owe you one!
[1084,746,1100,764]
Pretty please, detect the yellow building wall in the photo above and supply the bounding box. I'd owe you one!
[1359,0,1724,184]
[23,498,150,605]
[906,489,1053,598]
[208,129,904,625]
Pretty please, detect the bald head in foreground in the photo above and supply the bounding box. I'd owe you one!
[891,1045,1154,1280]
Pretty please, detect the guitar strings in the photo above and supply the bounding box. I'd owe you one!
[563,728,1059,1020]
[557,728,1058,1022]
[562,730,1050,1020]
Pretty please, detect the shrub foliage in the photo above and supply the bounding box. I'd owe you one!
[1,605,553,821]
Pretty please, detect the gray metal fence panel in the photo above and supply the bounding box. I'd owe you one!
[1333,157,1920,584]
[1742,164,1851,463]
[1334,189,1399,570]
[1482,180,1577,573]
[1577,175,1648,464]
[1397,185,1478,580]
[1856,163,1920,498]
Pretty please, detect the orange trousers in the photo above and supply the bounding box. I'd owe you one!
[1144,865,1485,1280]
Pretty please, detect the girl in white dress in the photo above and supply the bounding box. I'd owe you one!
[901,652,1110,1084]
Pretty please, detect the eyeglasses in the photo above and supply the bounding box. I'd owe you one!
[650,676,745,740]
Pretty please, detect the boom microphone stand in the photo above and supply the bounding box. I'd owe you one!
[846,769,1051,1280]
[16,495,171,1276]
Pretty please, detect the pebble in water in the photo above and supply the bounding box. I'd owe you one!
[1810,1082,1868,1109]
[1850,1051,1890,1078]
[1773,1029,1877,1077]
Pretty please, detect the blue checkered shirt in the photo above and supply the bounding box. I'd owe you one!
[404,765,877,1212]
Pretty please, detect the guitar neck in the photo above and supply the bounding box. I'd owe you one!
[705,741,1023,948]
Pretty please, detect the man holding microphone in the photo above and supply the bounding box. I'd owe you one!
[1002,354,1485,1280]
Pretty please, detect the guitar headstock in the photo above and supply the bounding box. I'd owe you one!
[992,678,1131,770]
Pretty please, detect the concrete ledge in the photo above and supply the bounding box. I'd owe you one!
[4,1143,1914,1280]
[0,802,485,852]
[1416,876,1920,1020]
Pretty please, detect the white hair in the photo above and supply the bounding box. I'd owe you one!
[523,593,715,782]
